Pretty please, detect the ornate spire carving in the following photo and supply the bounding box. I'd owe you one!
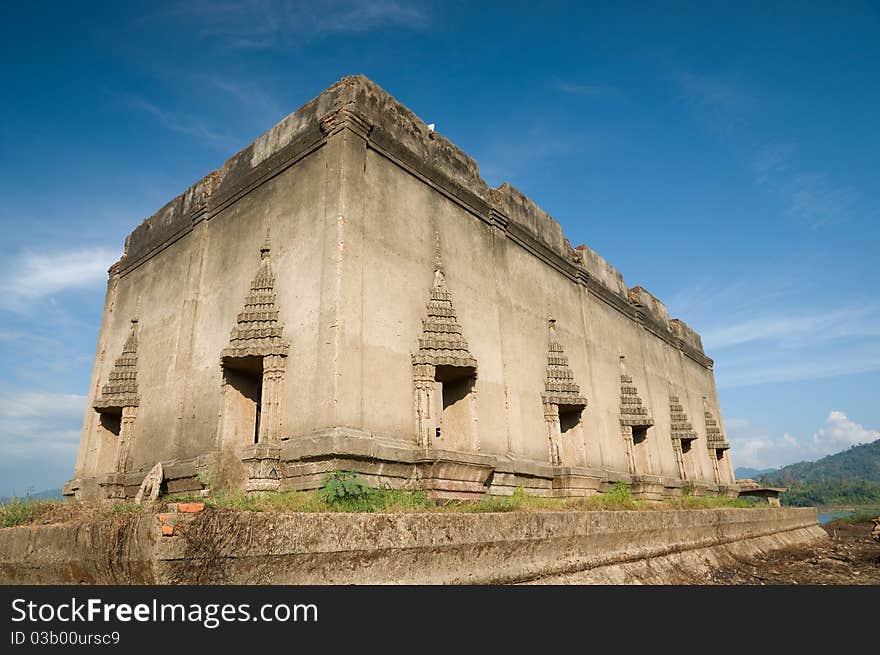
[94,319,140,411]
[669,392,697,442]
[412,237,476,371]
[542,318,587,408]
[703,397,729,450]
[618,354,653,427]
[221,232,289,361]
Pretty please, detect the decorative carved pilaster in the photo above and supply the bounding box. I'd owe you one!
[669,392,698,481]
[115,405,138,474]
[618,354,652,476]
[541,317,587,465]
[413,364,436,448]
[703,396,730,485]
[259,354,286,443]
[621,424,636,476]
[672,438,686,481]
[544,402,562,465]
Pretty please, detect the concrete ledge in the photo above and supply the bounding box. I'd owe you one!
[524,524,827,584]
[0,507,821,585]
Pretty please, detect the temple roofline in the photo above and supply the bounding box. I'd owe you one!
[110,74,711,367]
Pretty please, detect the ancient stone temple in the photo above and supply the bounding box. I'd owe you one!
[65,75,736,502]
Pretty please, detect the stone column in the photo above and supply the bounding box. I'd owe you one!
[711,451,721,485]
[545,402,561,465]
[672,438,686,481]
[413,363,435,448]
[217,377,234,451]
[259,354,285,443]
[621,425,636,475]
[115,405,138,474]
[469,379,480,453]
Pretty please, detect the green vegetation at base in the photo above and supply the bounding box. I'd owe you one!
[667,492,758,510]
[175,476,757,514]
[0,497,35,528]
[1,473,774,528]
[0,494,143,528]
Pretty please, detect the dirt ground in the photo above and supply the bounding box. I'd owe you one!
[706,519,880,585]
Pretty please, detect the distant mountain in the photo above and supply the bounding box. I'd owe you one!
[0,488,62,504]
[735,467,776,479]
[756,440,880,506]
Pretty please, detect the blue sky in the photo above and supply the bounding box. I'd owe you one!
[1,1,878,495]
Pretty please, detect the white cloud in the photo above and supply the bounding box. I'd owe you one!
[732,437,776,469]
[729,411,879,470]
[0,247,118,312]
[812,410,879,451]
[0,391,84,459]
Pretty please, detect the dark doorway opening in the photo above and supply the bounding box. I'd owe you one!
[222,356,264,446]
[559,407,582,435]
[99,411,122,437]
[433,365,476,448]
[631,425,651,475]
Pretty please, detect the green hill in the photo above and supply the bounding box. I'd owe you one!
[757,439,880,506]
[0,488,62,504]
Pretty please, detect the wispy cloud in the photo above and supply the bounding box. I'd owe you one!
[207,76,284,121]
[124,96,242,149]
[669,277,880,389]
[666,278,791,325]
[716,348,880,389]
[553,79,614,98]
[675,71,757,114]
[701,305,880,350]
[0,247,119,312]
[673,70,757,138]
[751,144,859,229]
[673,71,862,229]
[729,411,879,470]
[708,306,880,389]
[477,123,590,186]
[150,0,430,50]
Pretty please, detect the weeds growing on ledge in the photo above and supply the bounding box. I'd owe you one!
[0,495,143,528]
[1,473,772,528]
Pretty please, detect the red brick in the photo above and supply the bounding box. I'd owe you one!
[161,525,174,536]
[157,513,173,523]
[177,502,205,514]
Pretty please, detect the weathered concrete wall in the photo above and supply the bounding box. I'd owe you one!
[0,508,823,585]
[0,517,157,584]
[347,100,732,492]
[66,74,735,500]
